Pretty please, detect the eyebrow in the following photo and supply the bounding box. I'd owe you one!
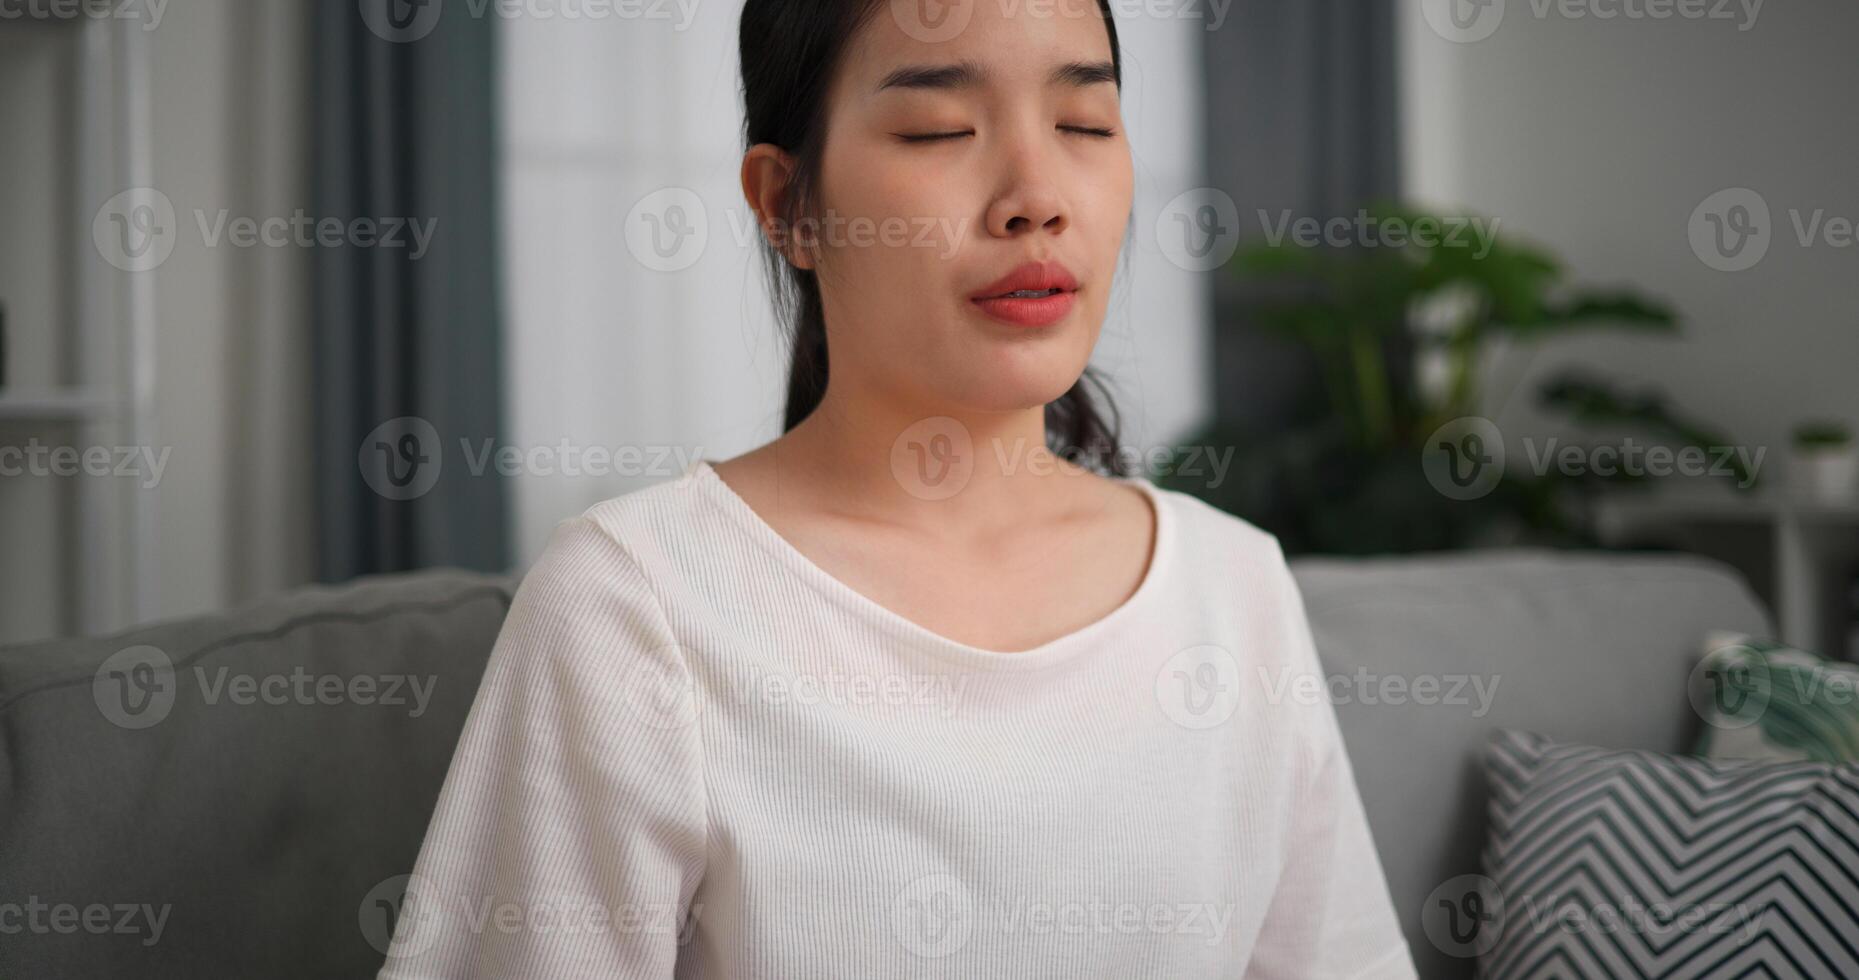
[874,58,1118,94]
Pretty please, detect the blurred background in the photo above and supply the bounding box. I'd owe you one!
[3,0,1856,656]
[11,4,1859,976]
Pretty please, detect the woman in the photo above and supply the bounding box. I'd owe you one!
[380,0,1415,976]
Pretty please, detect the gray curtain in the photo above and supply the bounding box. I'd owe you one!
[310,1,509,580]
[1201,2,1403,429]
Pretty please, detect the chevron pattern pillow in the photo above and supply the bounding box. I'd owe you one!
[1475,730,1859,979]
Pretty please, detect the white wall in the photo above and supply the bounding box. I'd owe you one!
[498,4,1212,563]
[141,0,315,627]
[1399,0,1859,471]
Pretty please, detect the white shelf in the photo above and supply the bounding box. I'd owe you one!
[0,388,116,421]
[1598,486,1859,524]
[0,16,156,638]
[1596,486,1859,660]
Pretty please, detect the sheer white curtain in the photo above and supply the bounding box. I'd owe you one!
[498,5,1211,562]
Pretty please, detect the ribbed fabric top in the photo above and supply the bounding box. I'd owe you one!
[379,461,1417,979]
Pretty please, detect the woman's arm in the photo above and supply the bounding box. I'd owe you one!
[1243,546,1417,980]
[379,516,707,979]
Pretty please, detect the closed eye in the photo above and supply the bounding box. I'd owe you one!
[896,126,1117,143]
[897,131,973,143]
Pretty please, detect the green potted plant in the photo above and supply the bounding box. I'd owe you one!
[1791,421,1857,504]
[1157,201,1753,554]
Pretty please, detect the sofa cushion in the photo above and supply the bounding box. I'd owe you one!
[0,570,515,979]
[1473,729,1859,978]
[1291,549,1773,980]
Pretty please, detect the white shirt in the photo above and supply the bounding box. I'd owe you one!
[379,460,1416,978]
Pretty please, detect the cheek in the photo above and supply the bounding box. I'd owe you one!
[822,134,946,219]
[819,152,964,282]
[1082,154,1135,233]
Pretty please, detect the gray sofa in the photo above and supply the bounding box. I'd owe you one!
[0,550,1771,978]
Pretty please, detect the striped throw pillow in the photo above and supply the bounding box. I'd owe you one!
[1472,730,1859,979]
[1691,636,1859,764]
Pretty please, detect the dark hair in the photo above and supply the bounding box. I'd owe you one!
[738,0,1132,477]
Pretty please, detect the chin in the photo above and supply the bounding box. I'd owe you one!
[946,365,1090,415]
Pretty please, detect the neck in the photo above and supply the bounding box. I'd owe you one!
[774,372,1094,526]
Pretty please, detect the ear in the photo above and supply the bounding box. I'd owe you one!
[741,143,814,271]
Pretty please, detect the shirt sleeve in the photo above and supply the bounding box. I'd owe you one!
[1243,544,1417,980]
[378,515,707,980]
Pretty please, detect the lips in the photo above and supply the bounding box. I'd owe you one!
[969,260,1080,301]
[967,260,1081,329]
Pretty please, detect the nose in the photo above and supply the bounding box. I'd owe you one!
[983,134,1069,239]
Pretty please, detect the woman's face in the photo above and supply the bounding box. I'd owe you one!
[805,0,1134,416]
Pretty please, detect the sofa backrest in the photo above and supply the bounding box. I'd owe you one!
[0,570,515,979]
[3,550,1774,978]
[1292,549,1774,980]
